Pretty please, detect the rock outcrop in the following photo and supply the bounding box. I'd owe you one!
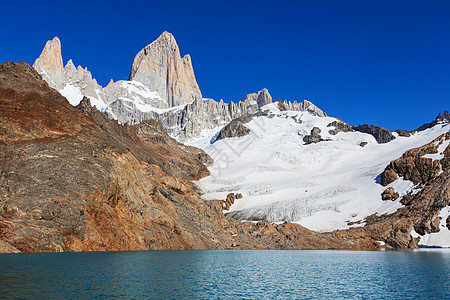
[354,124,396,144]
[107,89,326,141]
[380,135,444,186]
[381,187,399,201]
[212,115,253,143]
[303,127,323,145]
[416,111,450,131]
[396,129,411,137]
[223,193,243,210]
[33,37,104,107]
[256,88,272,107]
[327,120,354,135]
[128,31,202,108]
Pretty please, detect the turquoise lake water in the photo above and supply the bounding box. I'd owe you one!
[0,250,448,299]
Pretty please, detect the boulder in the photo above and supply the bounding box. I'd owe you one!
[382,187,399,201]
[303,127,323,145]
[213,117,251,143]
[327,121,354,135]
[359,142,368,147]
[354,124,395,144]
[396,129,411,137]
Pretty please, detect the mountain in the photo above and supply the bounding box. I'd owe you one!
[32,33,325,141]
[2,62,388,252]
[128,31,202,108]
[17,32,450,249]
[195,103,450,248]
[0,62,218,252]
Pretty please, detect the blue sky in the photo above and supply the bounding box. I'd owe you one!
[1,0,449,130]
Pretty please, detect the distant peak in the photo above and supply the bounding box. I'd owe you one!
[43,37,61,49]
[35,37,62,62]
[160,31,174,38]
[257,88,272,107]
[150,31,177,48]
[32,36,64,89]
[127,31,202,107]
[50,36,60,43]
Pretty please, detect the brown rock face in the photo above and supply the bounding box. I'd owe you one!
[223,193,243,210]
[357,132,450,247]
[327,121,354,135]
[0,62,94,143]
[382,187,399,201]
[354,124,395,143]
[380,135,444,186]
[396,129,411,137]
[0,62,219,252]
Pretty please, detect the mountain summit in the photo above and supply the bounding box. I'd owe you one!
[129,31,202,107]
[32,37,65,90]
[31,33,326,140]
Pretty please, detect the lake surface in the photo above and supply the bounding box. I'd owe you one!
[0,250,448,299]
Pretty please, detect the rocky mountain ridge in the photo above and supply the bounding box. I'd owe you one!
[0,62,395,252]
[32,33,326,141]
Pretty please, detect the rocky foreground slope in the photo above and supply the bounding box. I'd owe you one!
[0,62,394,253]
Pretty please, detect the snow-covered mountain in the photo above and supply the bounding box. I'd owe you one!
[32,33,325,141]
[192,103,450,247]
[31,33,450,248]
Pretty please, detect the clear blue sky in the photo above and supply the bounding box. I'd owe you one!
[1,0,449,130]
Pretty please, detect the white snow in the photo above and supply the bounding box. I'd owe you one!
[410,230,420,239]
[59,84,84,106]
[59,84,106,111]
[192,104,450,232]
[417,206,450,248]
[58,80,186,116]
[102,81,188,115]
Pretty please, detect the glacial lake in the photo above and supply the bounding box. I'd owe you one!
[0,250,449,299]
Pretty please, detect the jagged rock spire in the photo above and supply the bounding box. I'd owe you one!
[256,88,272,107]
[32,37,65,90]
[128,31,202,108]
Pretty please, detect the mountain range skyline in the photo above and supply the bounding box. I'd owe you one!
[2,1,450,131]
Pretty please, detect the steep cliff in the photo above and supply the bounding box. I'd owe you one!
[32,37,65,90]
[128,31,202,107]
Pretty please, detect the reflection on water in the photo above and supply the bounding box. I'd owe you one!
[0,250,449,298]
